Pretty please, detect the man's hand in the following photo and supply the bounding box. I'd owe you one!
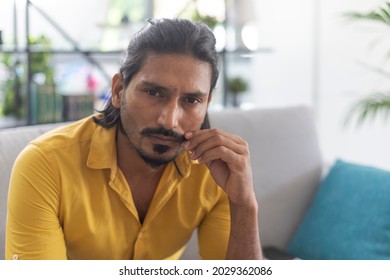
[184,128,262,259]
[184,129,255,206]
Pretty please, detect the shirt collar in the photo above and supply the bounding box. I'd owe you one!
[87,124,117,170]
[172,151,193,179]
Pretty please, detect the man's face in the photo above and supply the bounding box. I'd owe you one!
[112,52,212,168]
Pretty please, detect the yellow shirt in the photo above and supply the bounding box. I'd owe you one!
[6,116,230,260]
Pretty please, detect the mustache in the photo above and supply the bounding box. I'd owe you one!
[140,127,185,142]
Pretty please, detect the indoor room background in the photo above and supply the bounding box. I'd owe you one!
[0,0,389,170]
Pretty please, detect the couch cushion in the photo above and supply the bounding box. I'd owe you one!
[209,106,322,249]
[288,159,390,259]
[0,122,68,260]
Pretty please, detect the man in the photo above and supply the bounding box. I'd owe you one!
[6,18,262,260]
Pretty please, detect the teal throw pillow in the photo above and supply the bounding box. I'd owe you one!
[287,160,390,259]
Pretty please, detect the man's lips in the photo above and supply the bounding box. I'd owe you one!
[140,127,185,143]
[147,134,183,144]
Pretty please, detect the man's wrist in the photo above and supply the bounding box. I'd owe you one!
[229,190,258,212]
[229,194,259,230]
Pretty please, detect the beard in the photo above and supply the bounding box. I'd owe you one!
[137,144,179,168]
[134,128,185,168]
[119,116,185,168]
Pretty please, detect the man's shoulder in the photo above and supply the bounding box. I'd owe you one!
[30,115,100,152]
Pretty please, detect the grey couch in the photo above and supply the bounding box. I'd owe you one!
[0,106,322,259]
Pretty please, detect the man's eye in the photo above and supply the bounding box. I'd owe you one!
[146,89,160,97]
[185,97,201,104]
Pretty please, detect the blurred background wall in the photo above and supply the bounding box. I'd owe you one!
[0,0,389,169]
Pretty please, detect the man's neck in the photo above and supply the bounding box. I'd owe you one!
[116,129,166,224]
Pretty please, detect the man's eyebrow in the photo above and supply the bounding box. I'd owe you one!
[140,81,209,97]
[140,81,169,92]
[182,91,209,98]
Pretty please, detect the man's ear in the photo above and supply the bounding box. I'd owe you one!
[112,73,124,108]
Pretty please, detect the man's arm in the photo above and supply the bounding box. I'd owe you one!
[184,129,263,260]
[227,197,261,259]
[6,144,67,260]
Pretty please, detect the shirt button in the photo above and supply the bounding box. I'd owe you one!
[12,254,19,260]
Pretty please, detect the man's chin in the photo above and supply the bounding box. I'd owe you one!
[136,144,184,168]
[140,150,182,169]
[139,154,175,168]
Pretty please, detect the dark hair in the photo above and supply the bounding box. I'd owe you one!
[94,18,219,130]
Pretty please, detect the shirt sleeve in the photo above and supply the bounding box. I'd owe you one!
[5,143,67,260]
[197,189,231,260]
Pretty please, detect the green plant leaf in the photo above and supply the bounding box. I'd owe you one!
[343,2,390,127]
[345,93,390,126]
[191,9,218,29]
[227,77,248,94]
[344,1,390,26]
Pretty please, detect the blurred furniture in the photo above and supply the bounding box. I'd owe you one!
[181,105,322,259]
[0,105,323,259]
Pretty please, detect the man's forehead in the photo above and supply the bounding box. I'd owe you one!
[136,53,212,89]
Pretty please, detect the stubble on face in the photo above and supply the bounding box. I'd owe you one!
[115,53,212,169]
[138,126,186,167]
[119,101,186,168]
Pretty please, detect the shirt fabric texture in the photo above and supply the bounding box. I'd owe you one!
[5,116,230,260]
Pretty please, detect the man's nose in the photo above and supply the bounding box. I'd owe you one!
[157,100,181,129]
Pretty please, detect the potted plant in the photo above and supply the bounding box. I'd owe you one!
[344,1,390,125]
[0,35,57,122]
[0,52,23,117]
[227,76,248,107]
[191,9,219,29]
[176,0,219,29]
